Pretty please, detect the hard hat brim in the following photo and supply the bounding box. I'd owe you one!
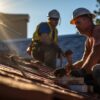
[47,16,60,19]
[70,13,96,24]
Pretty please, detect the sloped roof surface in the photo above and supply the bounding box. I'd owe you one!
[0,54,96,100]
[0,34,99,99]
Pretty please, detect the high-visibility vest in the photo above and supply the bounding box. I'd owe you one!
[32,22,58,43]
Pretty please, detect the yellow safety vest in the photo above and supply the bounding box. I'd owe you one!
[32,22,58,44]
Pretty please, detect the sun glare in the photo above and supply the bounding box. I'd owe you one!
[0,0,13,12]
[0,0,20,55]
[0,1,9,12]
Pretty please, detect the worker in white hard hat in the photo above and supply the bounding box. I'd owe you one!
[27,9,62,69]
[66,7,100,93]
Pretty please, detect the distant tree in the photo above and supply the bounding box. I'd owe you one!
[94,0,100,24]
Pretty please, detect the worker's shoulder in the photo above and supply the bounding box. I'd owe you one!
[38,22,48,27]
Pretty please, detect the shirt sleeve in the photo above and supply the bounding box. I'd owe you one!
[38,22,50,35]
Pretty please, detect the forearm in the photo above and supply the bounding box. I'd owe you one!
[73,60,84,69]
[73,51,90,69]
[82,46,100,74]
[74,44,92,69]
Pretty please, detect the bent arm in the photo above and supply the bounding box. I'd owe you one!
[82,45,100,74]
[73,39,91,69]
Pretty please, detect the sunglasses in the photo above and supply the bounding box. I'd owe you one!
[75,20,81,25]
[75,16,89,25]
[50,18,59,21]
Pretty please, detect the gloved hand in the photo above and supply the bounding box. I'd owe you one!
[70,69,87,77]
[54,68,66,77]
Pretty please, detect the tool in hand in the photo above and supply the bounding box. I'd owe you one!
[54,50,73,77]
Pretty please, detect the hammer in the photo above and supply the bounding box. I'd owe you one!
[64,50,73,70]
[54,50,73,77]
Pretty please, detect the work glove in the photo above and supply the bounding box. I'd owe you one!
[70,69,87,77]
[54,68,66,77]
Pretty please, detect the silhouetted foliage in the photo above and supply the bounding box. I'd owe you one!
[94,0,100,24]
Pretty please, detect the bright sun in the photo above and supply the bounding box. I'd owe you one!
[0,1,11,12]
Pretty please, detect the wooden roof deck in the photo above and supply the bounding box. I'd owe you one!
[0,55,98,100]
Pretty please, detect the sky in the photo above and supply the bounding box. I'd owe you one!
[0,0,97,38]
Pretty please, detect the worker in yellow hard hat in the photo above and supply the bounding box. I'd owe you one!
[27,9,62,69]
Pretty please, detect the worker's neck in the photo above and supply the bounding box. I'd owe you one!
[48,22,56,30]
[86,24,95,37]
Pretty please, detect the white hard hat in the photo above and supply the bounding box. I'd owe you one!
[48,9,60,19]
[70,8,96,24]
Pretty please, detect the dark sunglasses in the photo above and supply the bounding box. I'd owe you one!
[75,20,82,25]
[50,18,59,21]
[75,16,89,25]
